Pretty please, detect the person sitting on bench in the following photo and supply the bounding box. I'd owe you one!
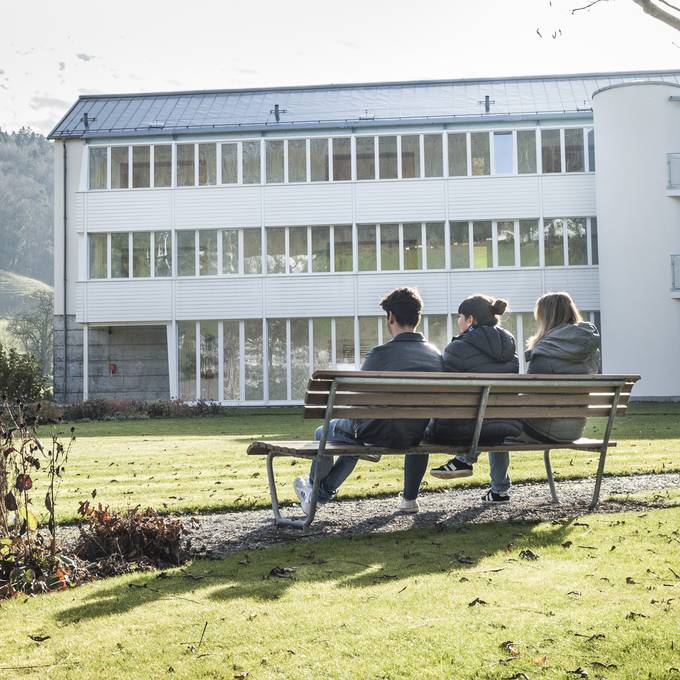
[293,287,443,515]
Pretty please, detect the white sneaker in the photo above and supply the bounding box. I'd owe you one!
[293,476,314,515]
[397,494,419,514]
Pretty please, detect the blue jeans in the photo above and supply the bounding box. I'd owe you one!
[459,450,511,495]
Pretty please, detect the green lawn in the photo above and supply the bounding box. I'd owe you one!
[1,506,678,679]
[31,402,680,524]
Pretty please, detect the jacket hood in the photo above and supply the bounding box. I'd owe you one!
[530,322,600,361]
[459,325,517,362]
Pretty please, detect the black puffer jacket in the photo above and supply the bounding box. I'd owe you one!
[426,325,521,444]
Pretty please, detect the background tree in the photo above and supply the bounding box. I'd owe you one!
[8,290,54,378]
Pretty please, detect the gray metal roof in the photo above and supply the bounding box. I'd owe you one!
[48,69,680,140]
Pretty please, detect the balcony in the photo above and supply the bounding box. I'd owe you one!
[673,255,680,298]
[667,154,680,195]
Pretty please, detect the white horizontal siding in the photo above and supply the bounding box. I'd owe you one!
[84,280,173,322]
[451,268,545,311]
[174,186,261,228]
[356,272,449,315]
[264,275,355,317]
[263,184,353,225]
[543,266,600,309]
[73,282,84,322]
[85,190,172,231]
[74,194,84,233]
[175,278,263,318]
[355,180,446,222]
[448,176,540,219]
[541,174,597,216]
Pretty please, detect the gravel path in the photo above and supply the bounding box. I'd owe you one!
[186,472,680,558]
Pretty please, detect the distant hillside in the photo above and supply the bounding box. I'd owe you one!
[0,269,53,318]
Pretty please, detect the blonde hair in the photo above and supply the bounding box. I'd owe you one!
[527,292,582,349]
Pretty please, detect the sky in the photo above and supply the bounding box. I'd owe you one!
[1,0,679,135]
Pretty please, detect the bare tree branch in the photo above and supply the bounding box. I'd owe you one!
[658,0,680,16]
[632,0,680,30]
[571,0,610,14]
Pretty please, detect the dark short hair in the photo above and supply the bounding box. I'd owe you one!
[458,294,508,327]
[380,288,423,327]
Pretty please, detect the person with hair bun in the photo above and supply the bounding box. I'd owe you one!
[427,294,521,503]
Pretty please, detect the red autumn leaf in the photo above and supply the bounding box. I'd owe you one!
[15,474,32,491]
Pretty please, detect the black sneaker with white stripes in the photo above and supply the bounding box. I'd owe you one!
[481,488,510,504]
[430,457,473,479]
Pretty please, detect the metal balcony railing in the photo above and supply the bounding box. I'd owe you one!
[667,154,680,190]
[673,254,680,292]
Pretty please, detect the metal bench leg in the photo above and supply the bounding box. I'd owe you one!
[590,386,621,509]
[590,447,608,509]
[543,450,559,504]
[266,452,318,530]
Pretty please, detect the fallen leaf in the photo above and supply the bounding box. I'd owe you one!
[568,667,588,677]
[468,597,487,607]
[562,541,573,549]
[532,655,547,665]
[626,576,637,584]
[519,549,539,561]
[625,611,648,620]
[499,640,520,657]
[456,553,474,564]
[29,635,50,642]
[591,661,617,669]
[267,566,296,579]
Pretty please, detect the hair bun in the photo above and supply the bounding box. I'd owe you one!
[492,299,508,315]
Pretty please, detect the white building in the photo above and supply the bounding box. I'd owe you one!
[49,70,680,403]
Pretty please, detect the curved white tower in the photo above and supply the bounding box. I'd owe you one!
[593,82,680,398]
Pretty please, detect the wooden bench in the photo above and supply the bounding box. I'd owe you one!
[248,370,640,529]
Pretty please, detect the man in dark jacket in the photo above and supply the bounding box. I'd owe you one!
[294,288,443,515]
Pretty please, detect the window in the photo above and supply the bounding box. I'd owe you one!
[222,229,239,274]
[424,134,443,177]
[288,139,307,182]
[266,140,284,183]
[178,321,196,401]
[378,136,398,179]
[311,226,330,272]
[289,226,308,273]
[521,312,538,354]
[544,218,565,266]
[223,320,240,400]
[221,143,238,184]
[154,231,172,277]
[313,318,332,370]
[356,137,376,180]
[403,223,423,270]
[266,228,285,274]
[500,312,516,344]
[541,130,561,173]
[198,143,217,186]
[425,222,445,269]
[243,229,262,274]
[200,321,219,400]
[267,319,287,400]
[335,317,355,367]
[401,135,420,179]
[89,233,107,278]
[332,138,351,181]
[177,231,196,276]
[448,133,467,176]
[450,222,470,269]
[131,146,150,188]
[517,130,537,174]
[565,129,584,173]
[198,230,217,275]
[176,144,195,186]
[132,232,151,277]
[154,145,172,187]
[334,225,353,272]
[566,217,587,265]
[111,233,129,278]
[470,132,490,176]
[242,141,261,184]
[244,319,263,400]
[494,132,513,174]
[111,147,129,189]
[587,130,595,171]
[472,221,492,268]
[590,217,598,264]
[497,220,516,266]
[427,315,448,351]
[358,225,377,271]
[359,317,379,362]
[380,224,399,270]
[310,138,329,182]
[519,220,540,267]
[290,319,310,399]
[89,147,107,190]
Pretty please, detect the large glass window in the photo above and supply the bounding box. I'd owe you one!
[359,317,379,362]
[587,130,595,171]
[266,140,284,183]
[200,321,219,400]
[332,138,351,181]
[450,222,470,269]
[378,136,398,179]
[500,312,517,344]
[425,222,445,269]
[334,225,353,272]
[590,217,598,265]
[311,226,330,272]
[544,218,565,266]
[242,141,261,184]
[154,145,172,187]
[199,230,217,275]
[221,143,238,184]
[89,233,107,278]
[154,230,172,277]
[566,217,587,265]
[427,315,448,351]
[497,220,516,267]
[244,319,263,400]
[223,320,240,400]
[266,228,286,274]
[356,137,376,180]
[290,319,310,400]
[519,219,540,267]
[401,135,420,179]
[358,225,377,271]
[288,139,307,182]
[178,321,196,401]
[267,319,287,400]
[448,133,467,176]
[522,312,538,356]
[243,229,262,274]
[335,317,355,367]
[494,132,513,174]
[132,232,151,277]
[222,229,239,274]
[310,138,329,182]
[111,147,129,189]
[517,130,537,174]
[132,146,150,188]
[177,230,196,276]
[424,134,443,177]
[403,223,423,270]
[89,147,107,190]
[111,233,129,278]
[289,226,308,273]
[472,221,492,268]
[380,224,399,270]
[541,130,561,173]
[565,129,584,173]
[470,133,490,176]
[176,144,195,186]
[198,143,217,186]
[313,318,332,369]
